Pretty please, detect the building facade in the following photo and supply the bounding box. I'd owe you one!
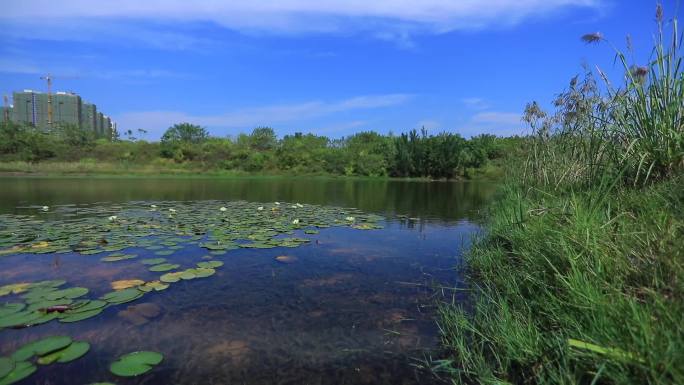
[6,90,115,139]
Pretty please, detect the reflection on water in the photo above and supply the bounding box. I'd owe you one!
[0,177,493,384]
[0,177,496,221]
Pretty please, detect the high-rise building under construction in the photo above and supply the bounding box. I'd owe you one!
[4,90,116,139]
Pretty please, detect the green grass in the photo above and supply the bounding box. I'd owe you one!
[438,180,684,384]
[0,159,503,181]
[437,8,684,384]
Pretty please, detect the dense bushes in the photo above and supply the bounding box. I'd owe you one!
[0,121,517,178]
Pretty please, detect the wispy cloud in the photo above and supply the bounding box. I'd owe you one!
[115,94,412,139]
[0,58,188,83]
[3,1,603,48]
[461,97,490,110]
[457,111,525,137]
[471,111,521,125]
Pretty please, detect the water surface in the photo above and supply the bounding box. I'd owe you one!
[0,177,495,385]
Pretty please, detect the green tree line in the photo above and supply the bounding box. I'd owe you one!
[0,121,521,178]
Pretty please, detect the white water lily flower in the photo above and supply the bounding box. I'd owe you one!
[41,206,49,211]
[169,208,176,213]
[291,205,298,209]
[274,202,280,205]
[346,216,355,221]
[257,206,264,211]
[108,215,118,221]
[292,219,300,225]
[296,203,304,208]
[150,204,157,208]
[220,207,227,212]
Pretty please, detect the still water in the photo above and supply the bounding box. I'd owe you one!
[0,177,496,385]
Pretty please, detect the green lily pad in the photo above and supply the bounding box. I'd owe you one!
[0,304,25,318]
[193,268,216,278]
[37,341,90,364]
[159,272,183,283]
[140,258,166,265]
[179,271,196,280]
[0,357,15,379]
[101,254,137,262]
[45,287,89,300]
[0,361,36,385]
[101,288,143,305]
[67,300,107,314]
[11,336,72,361]
[109,351,163,377]
[26,299,73,312]
[0,311,42,328]
[59,308,103,323]
[197,261,223,269]
[148,263,180,272]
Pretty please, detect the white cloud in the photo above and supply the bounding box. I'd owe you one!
[3,1,602,38]
[115,94,412,139]
[456,111,525,137]
[471,111,521,125]
[461,97,490,110]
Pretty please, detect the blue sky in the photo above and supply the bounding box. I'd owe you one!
[0,1,679,140]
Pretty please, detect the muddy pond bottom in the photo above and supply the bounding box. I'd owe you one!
[0,200,480,385]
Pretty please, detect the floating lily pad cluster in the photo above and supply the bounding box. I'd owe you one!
[1,259,227,330]
[0,335,90,385]
[0,201,384,257]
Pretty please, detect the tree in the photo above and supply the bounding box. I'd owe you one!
[161,123,208,144]
[249,127,277,151]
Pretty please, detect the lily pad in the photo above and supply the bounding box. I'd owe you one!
[148,263,180,272]
[109,351,163,377]
[0,304,25,318]
[11,336,72,361]
[159,272,183,283]
[59,308,103,323]
[101,288,143,305]
[45,287,89,300]
[0,357,14,379]
[0,361,36,385]
[197,261,223,269]
[67,300,107,314]
[192,268,216,278]
[138,281,169,292]
[101,254,137,262]
[37,341,90,364]
[0,311,42,328]
[111,280,145,290]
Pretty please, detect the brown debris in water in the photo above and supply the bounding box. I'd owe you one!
[118,302,162,326]
[300,273,353,287]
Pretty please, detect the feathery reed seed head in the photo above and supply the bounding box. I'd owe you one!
[581,32,603,44]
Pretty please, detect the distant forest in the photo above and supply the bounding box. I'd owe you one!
[0,122,521,178]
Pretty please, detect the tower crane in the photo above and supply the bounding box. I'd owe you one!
[40,73,54,126]
[2,95,9,122]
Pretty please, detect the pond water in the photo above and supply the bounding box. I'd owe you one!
[0,177,496,385]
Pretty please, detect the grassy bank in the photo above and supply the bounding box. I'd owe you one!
[438,9,683,384]
[0,159,505,180]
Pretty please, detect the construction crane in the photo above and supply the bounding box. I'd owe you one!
[40,73,54,126]
[2,95,9,122]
